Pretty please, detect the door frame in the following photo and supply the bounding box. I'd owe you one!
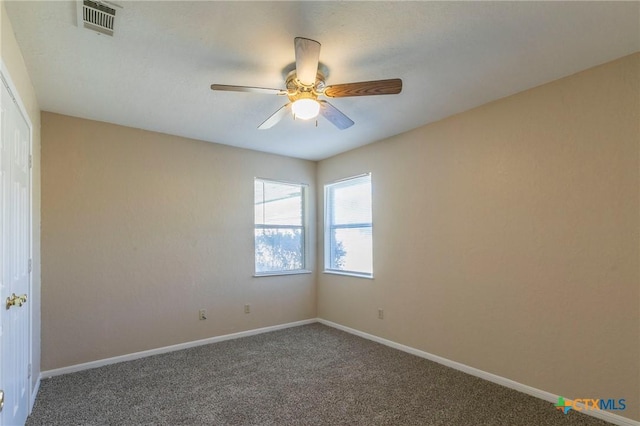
[0,58,35,418]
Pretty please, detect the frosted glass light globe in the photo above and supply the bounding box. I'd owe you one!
[292,99,320,120]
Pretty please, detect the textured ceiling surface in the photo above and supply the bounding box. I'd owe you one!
[5,1,640,160]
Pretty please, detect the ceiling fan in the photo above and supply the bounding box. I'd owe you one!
[210,37,402,130]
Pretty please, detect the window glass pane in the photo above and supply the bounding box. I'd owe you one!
[255,180,302,226]
[329,227,372,274]
[255,228,303,273]
[254,180,264,224]
[325,174,373,276]
[254,178,306,274]
[332,179,372,225]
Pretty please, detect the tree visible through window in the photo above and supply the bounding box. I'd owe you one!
[324,174,373,277]
[254,179,306,274]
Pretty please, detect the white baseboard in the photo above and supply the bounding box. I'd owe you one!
[317,318,639,426]
[40,318,317,379]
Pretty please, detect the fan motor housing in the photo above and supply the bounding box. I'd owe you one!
[285,70,326,102]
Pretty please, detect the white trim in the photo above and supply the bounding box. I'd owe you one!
[322,270,374,279]
[327,172,371,185]
[254,178,309,276]
[317,319,639,426]
[323,173,373,276]
[0,60,34,130]
[253,270,312,278]
[253,176,309,187]
[1,60,37,423]
[30,376,40,412]
[40,319,317,378]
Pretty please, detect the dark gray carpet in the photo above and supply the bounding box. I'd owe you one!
[27,323,611,425]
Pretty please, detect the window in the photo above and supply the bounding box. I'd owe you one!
[324,174,373,277]
[254,179,307,275]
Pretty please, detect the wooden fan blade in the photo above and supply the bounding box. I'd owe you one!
[258,103,292,129]
[211,84,286,96]
[294,37,321,86]
[319,100,354,130]
[323,78,402,98]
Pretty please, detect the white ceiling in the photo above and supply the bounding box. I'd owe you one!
[5,1,639,161]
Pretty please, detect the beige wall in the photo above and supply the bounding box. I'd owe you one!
[41,113,316,370]
[33,39,639,422]
[1,0,42,395]
[317,53,639,421]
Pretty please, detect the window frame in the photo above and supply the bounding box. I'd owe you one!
[254,178,309,277]
[324,173,374,279]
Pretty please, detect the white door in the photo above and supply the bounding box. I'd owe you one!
[0,72,31,426]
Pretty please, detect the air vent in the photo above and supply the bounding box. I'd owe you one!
[78,0,117,36]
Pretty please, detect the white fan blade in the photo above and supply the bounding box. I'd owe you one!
[319,100,354,130]
[294,37,321,86]
[258,103,292,129]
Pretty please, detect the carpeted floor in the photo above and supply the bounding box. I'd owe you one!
[27,323,611,425]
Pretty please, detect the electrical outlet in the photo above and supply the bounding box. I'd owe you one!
[244,304,250,314]
[378,308,384,320]
[199,309,207,320]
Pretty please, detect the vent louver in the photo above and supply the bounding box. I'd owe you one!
[79,0,116,36]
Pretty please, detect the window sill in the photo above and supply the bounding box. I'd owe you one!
[253,270,313,278]
[322,270,374,279]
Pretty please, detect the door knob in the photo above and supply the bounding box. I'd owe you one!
[0,389,4,412]
[5,293,27,310]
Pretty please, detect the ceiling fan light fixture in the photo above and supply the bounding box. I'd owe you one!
[211,37,401,130]
[292,98,320,120]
